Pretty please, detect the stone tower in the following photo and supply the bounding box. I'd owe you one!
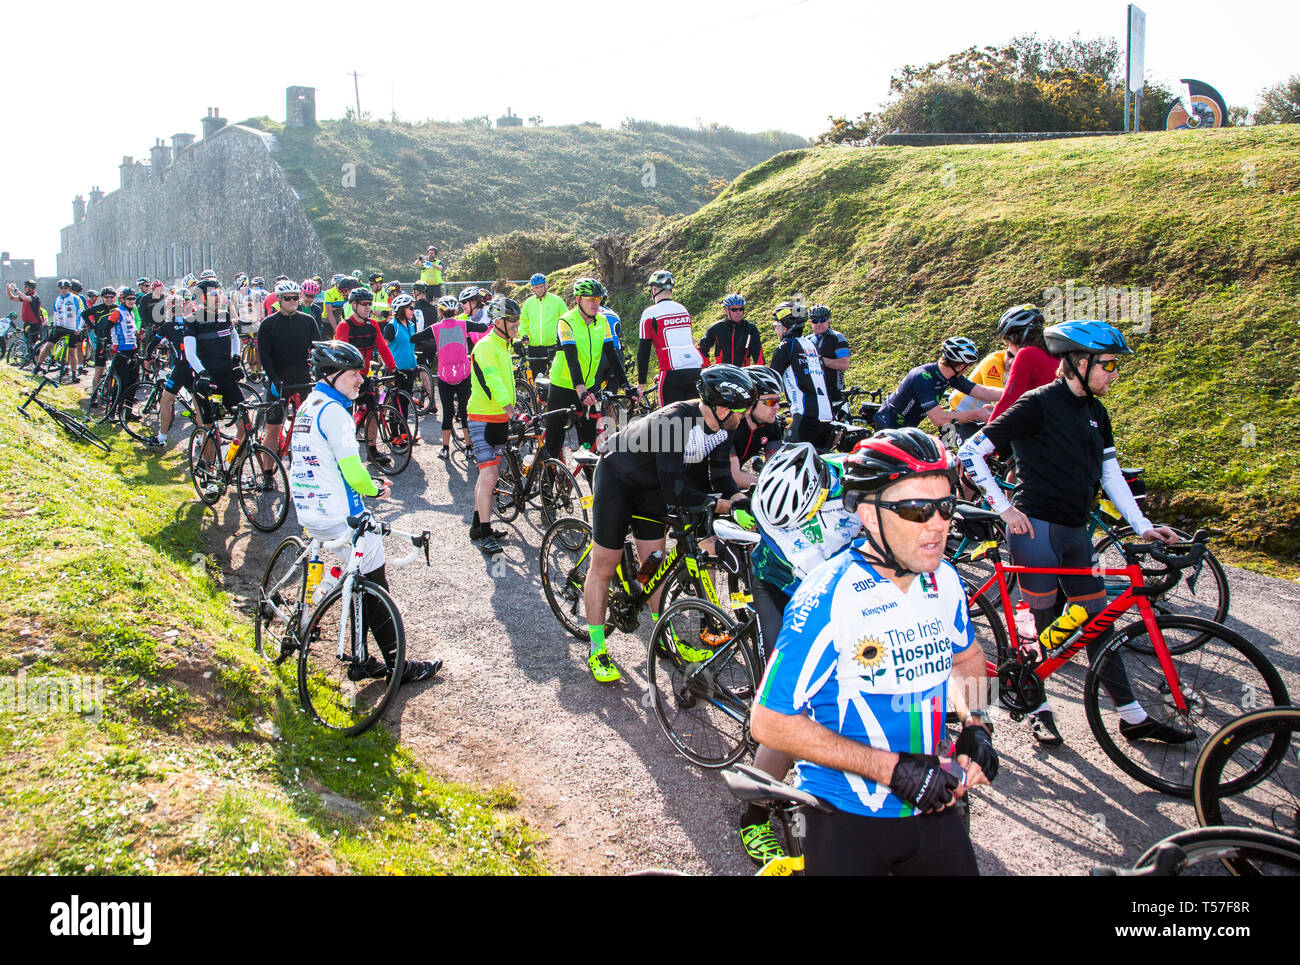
[286,86,317,128]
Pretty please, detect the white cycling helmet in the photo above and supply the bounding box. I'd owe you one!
[390,293,415,311]
[753,442,831,531]
[275,279,301,296]
[940,336,980,365]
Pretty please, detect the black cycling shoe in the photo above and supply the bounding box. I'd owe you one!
[368,448,394,472]
[346,655,389,681]
[1119,716,1196,744]
[401,659,443,684]
[1030,710,1065,746]
[480,535,504,555]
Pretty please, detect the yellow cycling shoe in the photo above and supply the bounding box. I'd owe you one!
[588,649,622,684]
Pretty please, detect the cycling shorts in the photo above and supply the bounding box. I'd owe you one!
[1007,518,1105,610]
[45,326,78,346]
[590,458,668,550]
[93,340,111,368]
[195,373,245,424]
[164,358,195,395]
[802,804,978,876]
[469,418,507,468]
[264,382,308,427]
[657,367,700,407]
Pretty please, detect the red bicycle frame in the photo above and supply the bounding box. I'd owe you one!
[970,559,1190,713]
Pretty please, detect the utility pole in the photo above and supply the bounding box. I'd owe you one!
[348,71,362,118]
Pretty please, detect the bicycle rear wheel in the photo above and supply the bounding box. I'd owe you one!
[1133,826,1300,876]
[47,406,111,453]
[256,535,306,661]
[298,579,406,736]
[236,444,290,532]
[539,517,593,640]
[648,597,757,768]
[1084,615,1290,797]
[493,448,520,522]
[187,426,224,505]
[1194,706,1300,841]
[372,402,413,475]
[412,365,436,416]
[514,377,539,419]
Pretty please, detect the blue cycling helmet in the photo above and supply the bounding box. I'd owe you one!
[1043,320,1133,357]
[721,293,746,309]
[529,273,547,286]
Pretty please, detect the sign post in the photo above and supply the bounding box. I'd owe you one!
[1126,5,1147,132]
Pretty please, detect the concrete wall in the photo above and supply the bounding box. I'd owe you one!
[58,124,331,287]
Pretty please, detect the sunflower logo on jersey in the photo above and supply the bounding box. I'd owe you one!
[853,636,889,679]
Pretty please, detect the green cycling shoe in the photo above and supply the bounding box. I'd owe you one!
[740,819,787,867]
[588,648,622,684]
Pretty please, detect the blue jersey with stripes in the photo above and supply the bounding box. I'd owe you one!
[757,540,974,817]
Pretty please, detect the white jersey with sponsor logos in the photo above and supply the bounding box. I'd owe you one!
[289,382,364,529]
[639,298,702,373]
[757,539,974,817]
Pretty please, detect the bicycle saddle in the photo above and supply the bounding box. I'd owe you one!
[714,518,760,545]
[722,764,832,812]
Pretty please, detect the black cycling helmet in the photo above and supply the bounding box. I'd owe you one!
[337,277,360,292]
[996,303,1044,340]
[412,282,428,294]
[311,340,366,379]
[743,364,783,398]
[349,286,374,303]
[57,278,71,288]
[697,364,757,409]
[487,296,521,321]
[100,286,117,298]
[809,304,832,323]
[69,280,83,293]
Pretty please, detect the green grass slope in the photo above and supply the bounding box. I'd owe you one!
[265,118,806,276]
[565,128,1300,564]
[0,368,542,874]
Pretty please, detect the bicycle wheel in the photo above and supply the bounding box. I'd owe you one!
[1194,707,1300,839]
[372,403,413,475]
[538,457,585,529]
[493,449,520,523]
[539,517,593,640]
[412,365,436,416]
[514,376,539,419]
[187,426,224,505]
[297,579,406,736]
[392,390,421,446]
[1133,826,1300,877]
[46,406,111,453]
[236,444,289,532]
[1094,524,1229,633]
[256,535,306,661]
[648,596,757,768]
[1084,615,1290,797]
[6,337,30,366]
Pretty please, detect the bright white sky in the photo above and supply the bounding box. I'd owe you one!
[6,0,1297,272]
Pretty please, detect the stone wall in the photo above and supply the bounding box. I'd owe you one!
[58,123,331,287]
[874,131,1121,146]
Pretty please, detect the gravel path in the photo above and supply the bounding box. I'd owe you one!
[209,433,1300,876]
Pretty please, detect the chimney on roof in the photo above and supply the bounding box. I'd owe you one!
[89,186,104,204]
[149,138,172,179]
[172,131,196,156]
[119,155,136,188]
[73,195,86,222]
[201,107,227,138]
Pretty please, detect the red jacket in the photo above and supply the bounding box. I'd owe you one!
[335,318,397,373]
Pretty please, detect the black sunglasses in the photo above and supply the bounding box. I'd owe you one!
[876,496,957,523]
[280,294,300,300]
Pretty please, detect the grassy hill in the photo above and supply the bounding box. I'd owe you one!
[0,368,542,874]
[258,117,805,277]
[548,127,1300,566]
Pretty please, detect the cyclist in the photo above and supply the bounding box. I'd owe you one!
[186,279,248,490]
[103,287,142,419]
[299,279,326,336]
[383,293,421,423]
[769,300,834,450]
[636,269,703,405]
[85,287,119,402]
[459,286,489,328]
[257,280,318,467]
[730,364,785,488]
[699,293,765,368]
[583,365,756,683]
[466,296,524,555]
[988,304,1056,420]
[543,278,638,461]
[142,300,191,450]
[335,286,399,471]
[808,304,851,410]
[322,275,348,330]
[32,279,82,378]
[263,275,290,317]
[957,320,1189,747]
[432,294,473,458]
[520,272,565,380]
[416,245,445,299]
[874,336,1002,432]
[289,340,441,684]
[7,279,43,372]
[751,428,997,875]
[736,441,865,865]
[136,279,165,342]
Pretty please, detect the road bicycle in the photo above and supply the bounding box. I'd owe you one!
[16,375,109,453]
[965,528,1287,796]
[352,373,414,475]
[1193,705,1299,850]
[490,410,586,529]
[1092,825,1300,876]
[186,396,289,532]
[254,511,432,736]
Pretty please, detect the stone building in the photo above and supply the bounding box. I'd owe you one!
[58,91,330,286]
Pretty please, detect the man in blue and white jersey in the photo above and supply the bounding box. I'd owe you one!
[32,279,85,377]
[752,428,998,875]
[288,340,440,684]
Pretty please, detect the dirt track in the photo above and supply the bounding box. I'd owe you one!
[207,434,1300,876]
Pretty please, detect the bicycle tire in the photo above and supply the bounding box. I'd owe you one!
[297,578,406,736]
[236,443,290,532]
[256,535,306,661]
[113,386,157,444]
[413,365,436,416]
[187,426,225,505]
[47,405,111,453]
[372,402,413,475]
[1093,524,1230,639]
[1133,826,1300,876]
[1193,706,1300,839]
[514,377,539,419]
[392,390,421,446]
[1083,615,1290,797]
[647,596,758,768]
[493,448,520,522]
[539,517,594,640]
[7,338,31,366]
[538,457,585,529]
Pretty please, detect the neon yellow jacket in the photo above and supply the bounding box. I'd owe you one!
[548,307,615,391]
[467,330,516,421]
[520,292,567,347]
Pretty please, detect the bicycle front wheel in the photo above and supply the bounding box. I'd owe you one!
[256,535,306,661]
[1093,524,1230,632]
[298,580,406,736]
[1133,826,1300,877]
[48,405,111,453]
[373,403,413,475]
[539,458,585,529]
[236,444,290,532]
[1194,706,1300,840]
[187,426,224,505]
[648,597,757,768]
[1084,615,1290,797]
[539,517,593,640]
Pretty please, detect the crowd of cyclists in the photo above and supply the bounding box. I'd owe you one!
[5,259,1238,876]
